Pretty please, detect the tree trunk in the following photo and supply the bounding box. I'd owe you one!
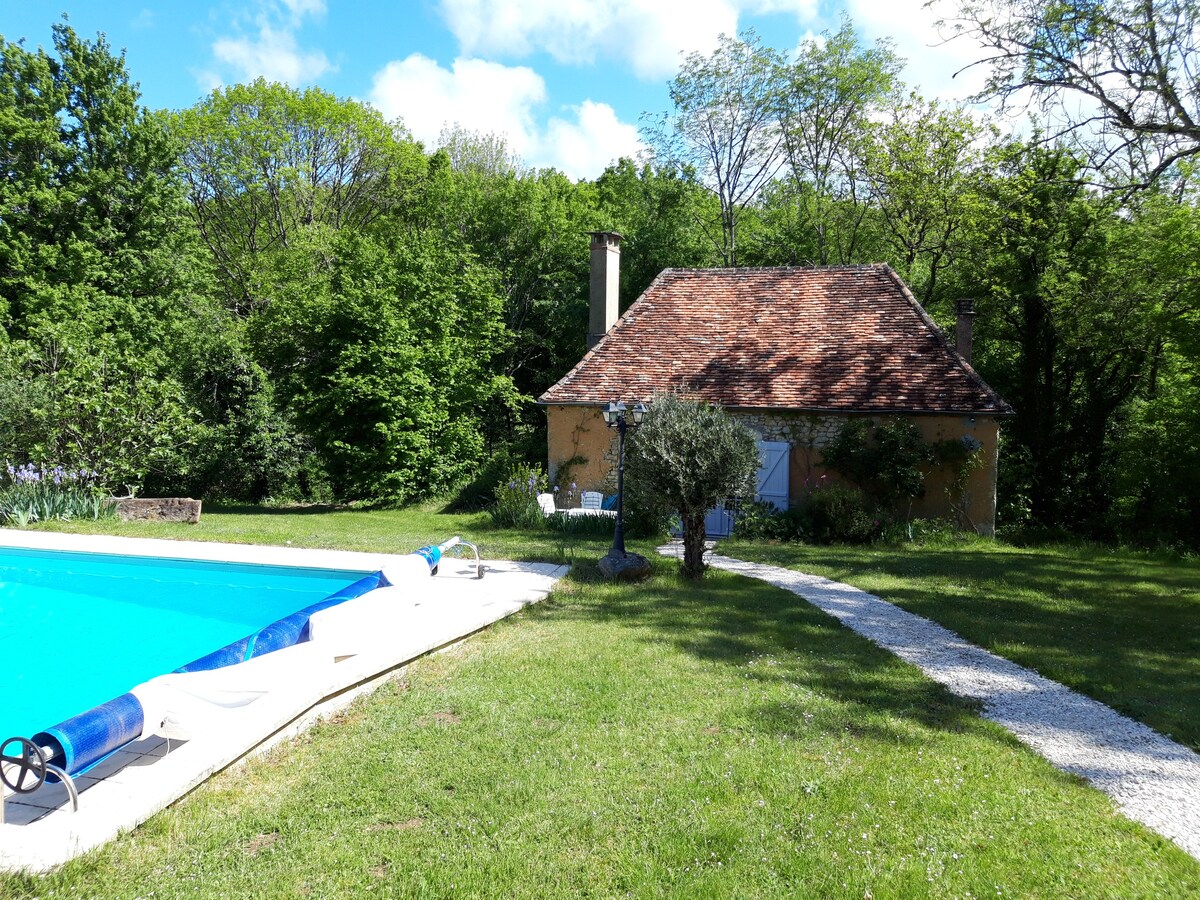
[681,510,708,579]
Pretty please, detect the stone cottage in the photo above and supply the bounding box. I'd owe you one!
[539,232,1012,534]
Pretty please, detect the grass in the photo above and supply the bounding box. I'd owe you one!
[2,553,1196,897]
[1,508,1196,894]
[721,537,1200,753]
[43,500,615,564]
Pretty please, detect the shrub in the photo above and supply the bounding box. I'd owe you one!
[0,463,114,526]
[489,463,548,528]
[804,483,882,544]
[821,419,931,506]
[731,499,778,539]
[735,484,882,545]
[544,510,618,537]
[734,500,807,542]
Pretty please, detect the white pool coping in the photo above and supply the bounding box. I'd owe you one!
[0,529,566,873]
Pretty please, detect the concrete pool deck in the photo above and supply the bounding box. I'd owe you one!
[0,530,566,873]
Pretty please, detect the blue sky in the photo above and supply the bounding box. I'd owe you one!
[4,1,990,180]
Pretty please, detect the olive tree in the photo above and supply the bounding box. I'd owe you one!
[626,394,759,579]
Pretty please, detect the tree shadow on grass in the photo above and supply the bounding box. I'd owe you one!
[203,502,348,516]
[534,564,1017,752]
[725,542,1200,752]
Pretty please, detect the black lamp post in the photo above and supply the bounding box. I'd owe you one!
[601,400,648,557]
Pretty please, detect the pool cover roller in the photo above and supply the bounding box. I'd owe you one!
[3,538,480,789]
[31,692,144,783]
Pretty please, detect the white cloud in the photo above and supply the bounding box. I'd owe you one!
[438,0,818,80]
[213,24,332,84]
[279,0,326,19]
[844,0,990,104]
[543,101,644,180]
[369,55,643,179]
[200,0,332,92]
[370,55,546,155]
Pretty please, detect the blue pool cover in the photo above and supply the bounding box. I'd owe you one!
[26,569,390,780]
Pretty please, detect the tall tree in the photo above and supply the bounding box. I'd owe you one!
[1102,188,1200,545]
[594,158,717,305]
[250,225,512,502]
[174,80,425,312]
[776,17,902,264]
[437,124,522,176]
[958,143,1160,527]
[644,31,783,265]
[423,149,598,404]
[937,0,1200,184]
[0,22,204,487]
[862,95,989,304]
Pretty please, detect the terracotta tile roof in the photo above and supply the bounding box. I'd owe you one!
[540,265,1012,414]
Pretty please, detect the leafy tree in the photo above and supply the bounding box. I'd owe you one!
[1097,189,1200,546]
[154,322,315,502]
[594,158,717,305]
[938,0,1200,184]
[425,151,598,408]
[0,22,204,488]
[776,17,902,264]
[954,142,1160,528]
[644,31,784,265]
[174,79,426,312]
[626,393,758,579]
[1107,364,1200,547]
[251,226,513,502]
[437,124,523,176]
[862,95,989,303]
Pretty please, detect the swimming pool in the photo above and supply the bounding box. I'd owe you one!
[0,547,377,742]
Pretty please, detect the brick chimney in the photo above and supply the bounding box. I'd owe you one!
[587,231,622,350]
[955,297,975,365]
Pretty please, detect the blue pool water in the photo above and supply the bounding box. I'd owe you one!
[0,548,373,742]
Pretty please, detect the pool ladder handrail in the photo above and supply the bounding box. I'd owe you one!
[435,536,485,579]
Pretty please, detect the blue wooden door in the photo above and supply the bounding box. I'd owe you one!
[756,441,790,511]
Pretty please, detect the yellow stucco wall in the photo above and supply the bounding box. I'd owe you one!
[546,405,619,494]
[545,405,1001,534]
[786,414,1000,535]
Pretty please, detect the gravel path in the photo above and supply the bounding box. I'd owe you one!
[658,547,1200,861]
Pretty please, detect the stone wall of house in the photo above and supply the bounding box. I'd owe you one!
[545,404,1001,534]
[726,411,845,447]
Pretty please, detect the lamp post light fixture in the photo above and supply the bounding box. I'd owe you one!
[602,400,648,557]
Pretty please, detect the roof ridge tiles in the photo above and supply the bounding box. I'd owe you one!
[658,263,886,275]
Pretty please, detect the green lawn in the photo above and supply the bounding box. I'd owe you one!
[47,501,614,563]
[722,538,1200,753]
[1,510,1196,895]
